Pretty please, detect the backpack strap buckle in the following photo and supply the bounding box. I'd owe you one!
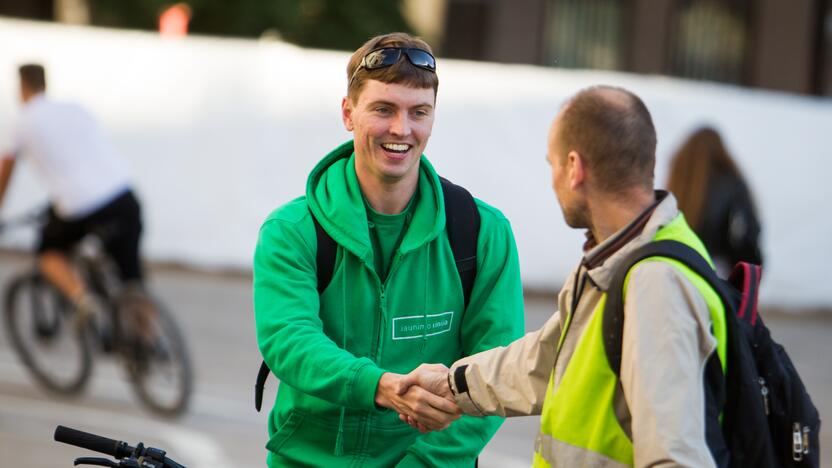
[792,423,804,461]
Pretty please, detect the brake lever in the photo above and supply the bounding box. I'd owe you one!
[73,457,120,467]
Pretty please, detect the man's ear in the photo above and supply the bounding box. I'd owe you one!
[568,150,586,190]
[341,96,354,132]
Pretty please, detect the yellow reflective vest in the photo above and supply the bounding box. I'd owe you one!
[533,214,727,467]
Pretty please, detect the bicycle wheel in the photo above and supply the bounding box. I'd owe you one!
[3,272,93,394]
[122,297,193,417]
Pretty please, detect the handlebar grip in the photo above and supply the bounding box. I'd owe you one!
[54,426,125,457]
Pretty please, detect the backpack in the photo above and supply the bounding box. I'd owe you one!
[254,177,481,412]
[603,240,820,467]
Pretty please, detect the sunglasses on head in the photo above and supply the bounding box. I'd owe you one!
[348,47,437,86]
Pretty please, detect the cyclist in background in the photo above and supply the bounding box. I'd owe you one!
[0,63,147,326]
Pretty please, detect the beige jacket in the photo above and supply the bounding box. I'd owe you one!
[449,193,718,468]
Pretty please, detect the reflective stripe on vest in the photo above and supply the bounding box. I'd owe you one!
[533,432,631,468]
[534,214,727,467]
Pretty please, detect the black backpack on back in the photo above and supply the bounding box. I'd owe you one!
[604,240,821,468]
[254,177,481,412]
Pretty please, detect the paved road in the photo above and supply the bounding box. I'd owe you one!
[0,252,829,467]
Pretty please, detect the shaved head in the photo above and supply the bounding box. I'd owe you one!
[555,85,656,194]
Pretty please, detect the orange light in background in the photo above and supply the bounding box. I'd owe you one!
[159,3,192,37]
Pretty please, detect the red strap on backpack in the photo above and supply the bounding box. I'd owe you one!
[729,262,763,326]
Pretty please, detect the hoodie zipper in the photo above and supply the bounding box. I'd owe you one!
[357,257,399,462]
[377,283,387,360]
[376,252,405,360]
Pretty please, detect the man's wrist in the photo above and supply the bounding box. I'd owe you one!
[446,371,456,397]
[375,372,392,408]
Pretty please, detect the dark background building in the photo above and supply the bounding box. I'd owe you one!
[2,0,830,96]
[442,0,832,96]
[0,0,413,51]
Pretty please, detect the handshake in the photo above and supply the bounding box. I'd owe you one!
[375,364,462,433]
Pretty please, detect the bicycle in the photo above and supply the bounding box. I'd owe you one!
[1,209,193,416]
[54,425,186,467]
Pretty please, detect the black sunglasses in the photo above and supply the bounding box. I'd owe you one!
[348,47,437,86]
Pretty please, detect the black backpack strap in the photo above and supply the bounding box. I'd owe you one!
[256,210,338,412]
[312,213,337,294]
[603,240,731,378]
[254,361,271,412]
[439,177,480,311]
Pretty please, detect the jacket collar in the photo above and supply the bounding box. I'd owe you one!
[305,140,445,263]
[582,191,680,291]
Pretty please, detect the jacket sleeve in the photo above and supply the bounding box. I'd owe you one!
[450,311,561,417]
[622,261,718,468]
[253,217,385,411]
[396,214,527,467]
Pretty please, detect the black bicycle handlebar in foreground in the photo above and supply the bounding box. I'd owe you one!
[54,425,186,468]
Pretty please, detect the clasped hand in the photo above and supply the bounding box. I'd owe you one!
[375,364,460,433]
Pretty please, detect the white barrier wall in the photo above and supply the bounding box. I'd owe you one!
[1,18,830,308]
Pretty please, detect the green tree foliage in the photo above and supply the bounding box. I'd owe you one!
[89,0,413,50]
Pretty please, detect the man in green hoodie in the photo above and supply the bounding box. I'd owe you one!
[253,32,525,466]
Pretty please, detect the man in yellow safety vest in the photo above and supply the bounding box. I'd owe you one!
[397,85,727,468]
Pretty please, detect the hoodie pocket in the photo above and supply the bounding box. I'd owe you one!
[266,410,304,454]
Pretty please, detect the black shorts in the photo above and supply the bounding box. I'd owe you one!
[38,190,144,282]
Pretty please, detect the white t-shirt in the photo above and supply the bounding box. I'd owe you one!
[6,94,131,219]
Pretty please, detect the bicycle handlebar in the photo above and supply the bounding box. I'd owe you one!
[54,425,131,459]
[54,425,186,468]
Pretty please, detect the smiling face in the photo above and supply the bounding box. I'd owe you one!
[342,80,435,186]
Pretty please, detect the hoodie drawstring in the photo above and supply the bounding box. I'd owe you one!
[334,256,348,457]
[334,409,346,456]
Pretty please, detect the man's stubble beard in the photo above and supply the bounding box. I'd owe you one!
[561,199,591,230]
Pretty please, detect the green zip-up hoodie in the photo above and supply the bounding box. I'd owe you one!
[254,141,524,467]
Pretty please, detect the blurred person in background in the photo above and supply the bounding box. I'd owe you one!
[253,32,524,467]
[0,63,148,325]
[667,127,763,274]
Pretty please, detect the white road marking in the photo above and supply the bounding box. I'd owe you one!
[0,392,235,467]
